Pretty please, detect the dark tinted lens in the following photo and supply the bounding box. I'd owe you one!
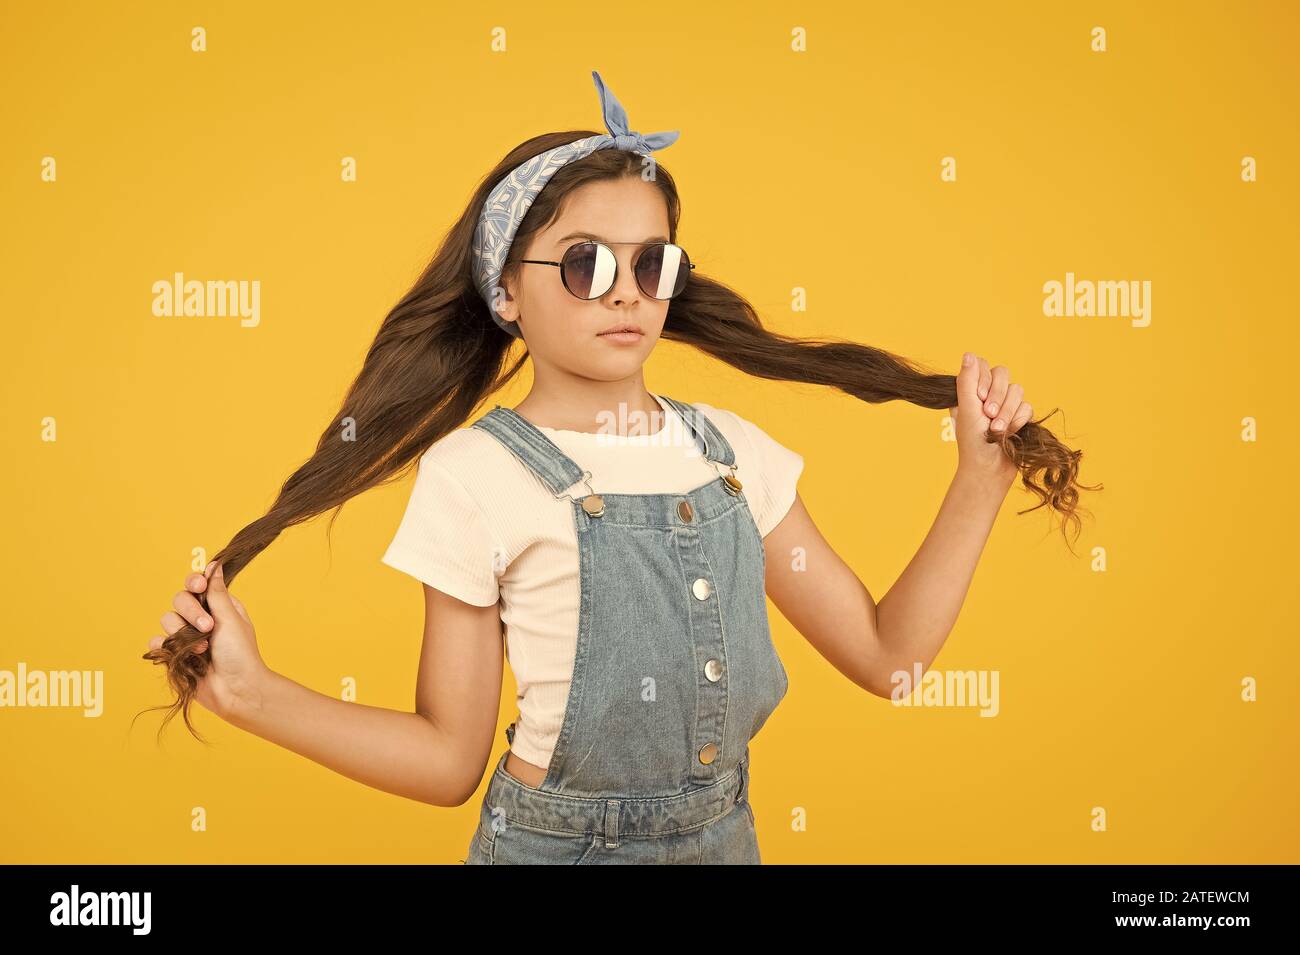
[635,243,690,299]
[561,242,617,299]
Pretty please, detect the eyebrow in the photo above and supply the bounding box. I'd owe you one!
[557,231,669,245]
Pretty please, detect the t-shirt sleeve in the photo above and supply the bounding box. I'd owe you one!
[380,452,503,607]
[734,413,805,537]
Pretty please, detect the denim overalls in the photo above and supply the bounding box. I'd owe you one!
[461,395,788,864]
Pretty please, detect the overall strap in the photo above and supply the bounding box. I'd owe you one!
[657,395,736,468]
[470,406,587,497]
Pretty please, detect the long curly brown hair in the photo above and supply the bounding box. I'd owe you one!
[139,130,1100,742]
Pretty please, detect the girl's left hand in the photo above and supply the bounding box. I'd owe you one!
[950,352,1033,487]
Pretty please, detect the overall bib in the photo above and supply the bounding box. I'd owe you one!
[462,395,788,864]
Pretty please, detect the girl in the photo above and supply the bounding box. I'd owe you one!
[140,70,1094,864]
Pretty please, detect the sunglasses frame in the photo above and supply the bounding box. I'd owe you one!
[520,240,695,301]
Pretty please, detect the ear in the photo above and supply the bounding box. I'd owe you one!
[491,275,521,329]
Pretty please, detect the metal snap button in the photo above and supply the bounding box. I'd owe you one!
[677,500,693,522]
[698,742,718,764]
[692,577,711,600]
[581,494,605,517]
[723,474,743,495]
[704,659,723,682]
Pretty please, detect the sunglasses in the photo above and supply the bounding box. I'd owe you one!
[520,240,695,301]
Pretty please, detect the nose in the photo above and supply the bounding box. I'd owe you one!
[604,247,641,306]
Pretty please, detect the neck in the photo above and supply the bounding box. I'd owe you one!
[512,375,664,437]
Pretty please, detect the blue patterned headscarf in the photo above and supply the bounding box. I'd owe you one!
[470,70,680,338]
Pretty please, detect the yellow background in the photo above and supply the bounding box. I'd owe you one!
[2,1,1296,863]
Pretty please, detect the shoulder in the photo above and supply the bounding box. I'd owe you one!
[418,425,511,484]
[689,401,801,464]
[417,422,534,488]
[411,420,558,521]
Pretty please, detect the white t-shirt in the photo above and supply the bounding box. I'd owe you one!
[380,393,804,771]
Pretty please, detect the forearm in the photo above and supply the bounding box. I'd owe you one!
[873,467,1011,683]
[222,667,473,807]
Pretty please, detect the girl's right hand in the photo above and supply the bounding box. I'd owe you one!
[950,352,1032,489]
[148,560,268,721]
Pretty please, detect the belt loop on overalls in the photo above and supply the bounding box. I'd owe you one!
[735,753,749,805]
[604,799,621,848]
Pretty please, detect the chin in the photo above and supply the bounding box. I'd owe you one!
[572,350,648,378]
[592,354,649,375]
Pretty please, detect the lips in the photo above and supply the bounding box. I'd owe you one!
[597,323,643,336]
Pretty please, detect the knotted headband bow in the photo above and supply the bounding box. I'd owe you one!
[470,70,680,338]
